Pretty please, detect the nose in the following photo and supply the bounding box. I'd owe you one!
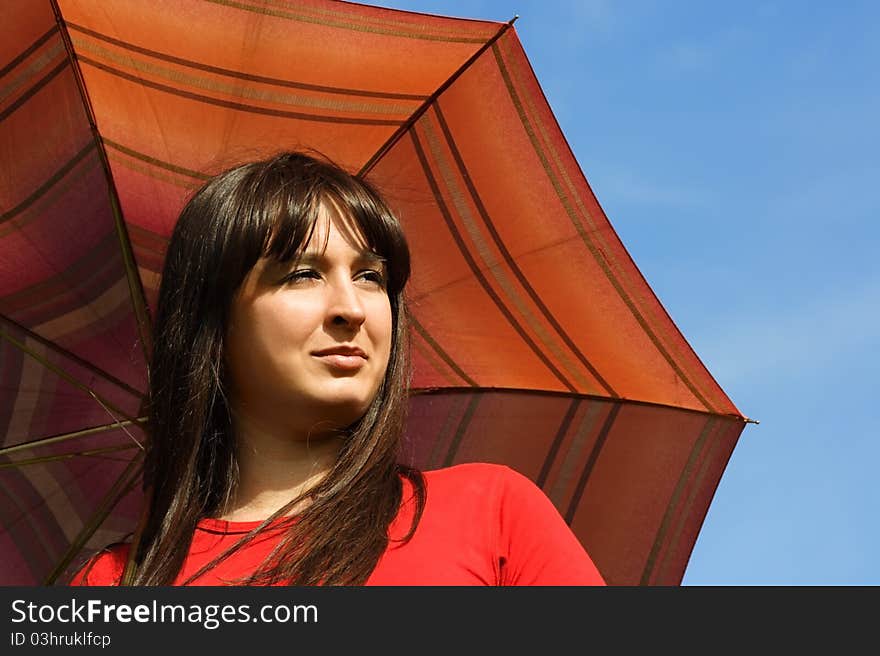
[326,276,366,329]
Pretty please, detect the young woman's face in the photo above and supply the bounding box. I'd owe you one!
[224,202,393,438]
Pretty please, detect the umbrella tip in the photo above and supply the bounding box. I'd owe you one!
[508,14,519,25]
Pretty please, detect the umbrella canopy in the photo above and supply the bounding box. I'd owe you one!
[0,0,748,585]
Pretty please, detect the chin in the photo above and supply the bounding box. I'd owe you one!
[309,395,373,429]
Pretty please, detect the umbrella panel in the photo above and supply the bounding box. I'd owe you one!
[0,0,747,585]
[1,423,143,585]
[405,391,741,585]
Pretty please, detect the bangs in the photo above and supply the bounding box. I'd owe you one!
[184,151,412,310]
[262,179,410,297]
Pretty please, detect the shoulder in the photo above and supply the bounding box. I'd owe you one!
[68,543,131,586]
[420,462,605,585]
[399,462,531,527]
[420,461,547,506]
[420,461,521,489]
[414,462,563,532]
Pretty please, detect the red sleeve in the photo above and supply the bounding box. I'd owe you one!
[68,544,130,586]
[496,465,605,586]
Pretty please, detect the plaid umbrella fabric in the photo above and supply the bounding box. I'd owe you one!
[0,0,748,585]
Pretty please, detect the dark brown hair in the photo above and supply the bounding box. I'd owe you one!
[124,151,425,585]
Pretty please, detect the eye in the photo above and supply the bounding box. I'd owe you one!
[282,269,321,284]
[358,269,386,287]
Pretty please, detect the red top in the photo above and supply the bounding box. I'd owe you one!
[70,463,605,586]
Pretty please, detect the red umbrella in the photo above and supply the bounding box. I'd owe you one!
[0,0,749,585]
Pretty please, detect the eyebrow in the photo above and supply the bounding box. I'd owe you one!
[295,251,387,266]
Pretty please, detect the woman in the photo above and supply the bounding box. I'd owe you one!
[71,151,605,586]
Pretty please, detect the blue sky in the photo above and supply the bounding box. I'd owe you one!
[372,0,880,584]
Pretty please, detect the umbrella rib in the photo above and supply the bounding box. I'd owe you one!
[409,385,752,423]
[0,327,143,430]
[358,16,518,178]
[490,42,729,416]
[0,443,139,469]
[44,451,144,585]
[0,314,143,399]
[49,0,154,365]
[0,417,146,458]
[86,391,146,450]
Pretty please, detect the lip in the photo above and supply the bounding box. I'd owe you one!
[312,346,367,358]
[312,346,367,371]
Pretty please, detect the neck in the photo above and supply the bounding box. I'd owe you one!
[217,409,345,522]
